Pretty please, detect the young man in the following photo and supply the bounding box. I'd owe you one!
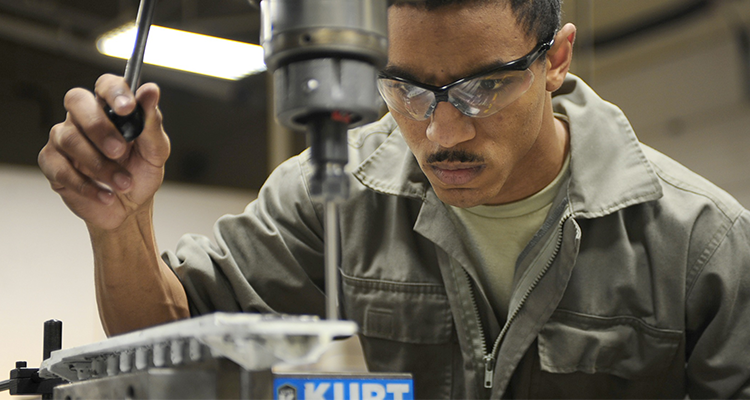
[38,0,750,398]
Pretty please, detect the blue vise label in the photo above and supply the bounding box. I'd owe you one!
[274,374,414,400]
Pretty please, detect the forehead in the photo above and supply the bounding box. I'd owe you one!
[387,3,533,84]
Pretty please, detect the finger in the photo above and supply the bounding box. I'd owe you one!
[95,73,137,116]
[49,121,133,193]
[39,141,116,205]
[133,83,171,166]
[64,88,128,160]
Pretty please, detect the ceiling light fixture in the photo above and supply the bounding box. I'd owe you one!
[97,23,266,81]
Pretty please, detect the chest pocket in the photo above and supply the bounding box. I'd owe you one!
[341,272,457,400]
[341,271,453,344]
[537,309,681,379]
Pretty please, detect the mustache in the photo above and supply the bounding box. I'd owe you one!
[426,150,484,164]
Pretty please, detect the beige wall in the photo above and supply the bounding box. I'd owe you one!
[592,38,750,208]
[565,1,750,208]
[0,164,256,399]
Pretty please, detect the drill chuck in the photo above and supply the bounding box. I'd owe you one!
[261,0,388,131]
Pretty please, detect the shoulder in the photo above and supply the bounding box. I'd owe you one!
[637,144,750,287]
[640,144,746,223]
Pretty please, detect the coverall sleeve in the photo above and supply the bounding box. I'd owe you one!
[162,152,328,317]
[685,209,750,398]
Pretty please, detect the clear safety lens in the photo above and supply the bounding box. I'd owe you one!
[377,69,535,121]
[377,79,436,120]
[449,69,534,117]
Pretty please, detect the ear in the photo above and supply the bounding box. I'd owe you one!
[545,23,576,92]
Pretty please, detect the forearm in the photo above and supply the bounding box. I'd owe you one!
[89,202,189,336]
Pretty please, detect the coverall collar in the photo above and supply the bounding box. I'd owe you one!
[353,74,664,216]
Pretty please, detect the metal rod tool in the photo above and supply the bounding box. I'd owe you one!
[324,201,340,320]
[105,0,158,142]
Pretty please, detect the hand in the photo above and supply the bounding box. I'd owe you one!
[38,74,170,230]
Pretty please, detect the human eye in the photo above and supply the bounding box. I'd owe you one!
[383,80,418,96]
[381,79,406,92]
[477,79,501,91]
[476,75,522,92]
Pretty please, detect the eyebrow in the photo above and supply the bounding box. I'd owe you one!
[381,58,513,86]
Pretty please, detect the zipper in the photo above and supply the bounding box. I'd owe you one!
[463,267,489,367]
[464,210,573,390]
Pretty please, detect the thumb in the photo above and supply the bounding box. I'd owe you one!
[133,82,170,166]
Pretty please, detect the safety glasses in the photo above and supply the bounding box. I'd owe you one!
[377,37,554,121]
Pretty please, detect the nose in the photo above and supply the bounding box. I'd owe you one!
[425,102,476,148]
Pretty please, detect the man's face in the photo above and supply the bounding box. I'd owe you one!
[386,3,553,208]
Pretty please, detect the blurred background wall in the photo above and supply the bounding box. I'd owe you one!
[1,1,749,398]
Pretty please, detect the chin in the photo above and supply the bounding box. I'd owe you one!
[433,188,487,209]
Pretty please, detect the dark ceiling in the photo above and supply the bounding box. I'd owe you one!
[0,0,261,44]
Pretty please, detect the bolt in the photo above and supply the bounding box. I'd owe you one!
[304,79,320,93]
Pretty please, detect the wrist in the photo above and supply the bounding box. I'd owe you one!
[87,198,154,237]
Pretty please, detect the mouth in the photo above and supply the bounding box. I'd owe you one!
[429,163,485,186]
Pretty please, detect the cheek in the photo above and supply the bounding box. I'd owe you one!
[476,97,544,157]
[504,88,546,133]
[393,115,429,153]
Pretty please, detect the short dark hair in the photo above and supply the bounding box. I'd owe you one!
[393,0,561,44]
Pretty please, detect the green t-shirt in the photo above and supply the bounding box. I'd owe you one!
[450,154,570,320]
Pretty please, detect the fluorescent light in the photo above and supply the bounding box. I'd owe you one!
[97,23,266,80]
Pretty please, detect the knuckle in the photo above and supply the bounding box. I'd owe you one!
[51,166,72,188]
[37,144,51,168]
[55,126,82,151]
[49,182,65,194]
[49,122,68,143]
[37,146,68,187]
[94,74,124,98]
[49,122,63,139]
[63,88,89,110]
[46,125,64,151]
[94,73,117,87]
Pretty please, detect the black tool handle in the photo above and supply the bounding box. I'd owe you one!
[106,0,157,142]
[105,103,145,142]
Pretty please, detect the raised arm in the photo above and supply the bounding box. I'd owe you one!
[38,74,189,336]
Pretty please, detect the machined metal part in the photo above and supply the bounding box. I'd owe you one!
[39,313,357,383]
[53,359,274,400]
[39,314,358,399]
